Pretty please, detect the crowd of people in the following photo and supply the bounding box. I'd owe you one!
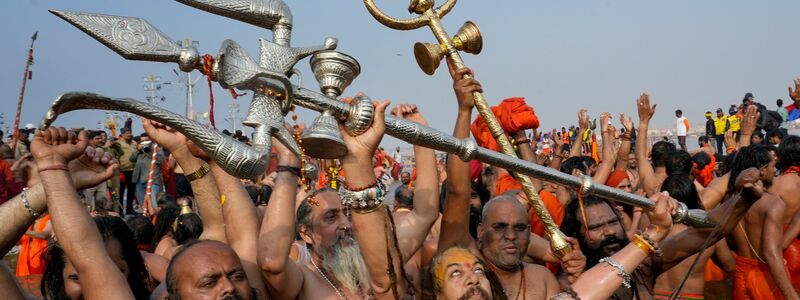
[0,61,799,299]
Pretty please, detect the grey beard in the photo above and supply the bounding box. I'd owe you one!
[319,235,370,295]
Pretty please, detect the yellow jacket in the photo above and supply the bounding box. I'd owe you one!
[713,115,729,135]
[729,115,741,132]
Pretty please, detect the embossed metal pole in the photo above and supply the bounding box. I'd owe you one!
[363,0,572,257]
[12,31,37,154]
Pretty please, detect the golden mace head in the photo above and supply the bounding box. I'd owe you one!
[413,21,482,75]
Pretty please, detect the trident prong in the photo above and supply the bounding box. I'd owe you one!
[363,0,573,258]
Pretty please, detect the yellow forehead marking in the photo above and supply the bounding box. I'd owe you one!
[433,248,477,286]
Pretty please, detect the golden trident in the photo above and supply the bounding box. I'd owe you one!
[364,0,571,258]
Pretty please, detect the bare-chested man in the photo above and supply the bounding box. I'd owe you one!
[729,143,798,299]
[259,99,439,299]
[437,63,585,300]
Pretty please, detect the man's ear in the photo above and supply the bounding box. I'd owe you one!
[299,225,314,245]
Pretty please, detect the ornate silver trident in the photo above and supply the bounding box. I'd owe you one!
[44,0,715,238]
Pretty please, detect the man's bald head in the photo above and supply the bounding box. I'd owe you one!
[481,195,527,222]
[166,240,254,300]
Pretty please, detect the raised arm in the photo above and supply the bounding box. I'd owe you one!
[141,119,226,242]
[549,129,567,170]
[614,114,634,171]
[258,134,304,300]
[737,105,759,149]
[438,65,481,252]
[635,93,659,196]
[390,104,440,261]
[340,100,407,298]
[31,128,133,300]
[658,168,764,271]
[592,112,617,184]
[569,110,591,158]
[513,129,544,191]
[210,159,266,296]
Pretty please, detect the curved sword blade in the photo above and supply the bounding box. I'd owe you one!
[50,9,181,63]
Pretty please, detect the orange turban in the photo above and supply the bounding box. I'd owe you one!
[471,97,540,151]
[605,170,629,188]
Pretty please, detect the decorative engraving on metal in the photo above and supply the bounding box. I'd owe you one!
[174,0,294,45]
[41,92,268,179]
[50,10,182,63]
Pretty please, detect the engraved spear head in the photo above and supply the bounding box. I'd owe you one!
[49,9,182,63]
[174,0,294,45]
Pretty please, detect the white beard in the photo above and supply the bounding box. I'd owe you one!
[320,234,370,295]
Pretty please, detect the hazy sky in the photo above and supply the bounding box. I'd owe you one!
[2,0,799,147]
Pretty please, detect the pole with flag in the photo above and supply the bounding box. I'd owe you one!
[11,31,38,154]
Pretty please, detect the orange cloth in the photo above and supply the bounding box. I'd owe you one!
[590,134,599,164]
[0,159,14,183]
[605,170,629,188]
[471,97,540,151]
[529,190,564,237]
[704,259,730,282]
[695,154,717,187]
[494,173,521,197]
[784,236,800,291]
[16,214,50,276]
[733,255,785,300]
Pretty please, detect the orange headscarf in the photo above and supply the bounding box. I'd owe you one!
[694,154,716,187]
[605,170,630,188]
[471,97,540,151]
[494,173,522,196]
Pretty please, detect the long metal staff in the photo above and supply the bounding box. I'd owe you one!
[363,0,572,257]
[12,31,38,154]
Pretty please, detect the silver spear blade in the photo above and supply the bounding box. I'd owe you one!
[50,9,181,63]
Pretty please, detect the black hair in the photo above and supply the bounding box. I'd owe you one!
[676,109,683,115]
[778,135,800,170]
[296,187,336,234]
[471,181,491,208]
[258,185,272,206]
[173,213,203,244]
[394,185,414,208]
[42,216,151,300]
[777,99,784,107]
[87,130,103,140]
[151,206,179,249]
[692,151,712,171]
[718,151,737,176]
[652,141,677,168]
[665,150,693,175]
[727,145,772,195]
[661,173,703,210]
[245,185,259,204]
[752,131,765,144]
[560,156,589,175]
[698,136,709,144]
[126,215,154,250]
[156,193,176,208]
[768,128,788,139]
[561,196,617,241]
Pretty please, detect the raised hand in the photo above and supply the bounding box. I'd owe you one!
[391,103,428,126]
[789,78,800,101]
[69,146,119,190]
[30,127,89,170]
[599,112,611,133]
[724,131,736,151]
[636,93,657,123]
[619,113,634,133]
[578,109,590,131]
[340,98,391,162]
[645,191,677,242]
[734,167,765,202]
[140,118,188,152]
[739,105,760,137]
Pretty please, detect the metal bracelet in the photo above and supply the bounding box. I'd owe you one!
[20,189,40,219]
[339,180,387,212]
[599,257,631,289]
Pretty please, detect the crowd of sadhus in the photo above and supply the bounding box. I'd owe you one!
[1,61,799,300]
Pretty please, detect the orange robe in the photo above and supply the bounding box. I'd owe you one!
[733,255,785,300]
[529,191,564,237]
[784,236,800,291]
[16,214,50,276]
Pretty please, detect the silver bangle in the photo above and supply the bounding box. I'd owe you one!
[599,257,631,288]
[339,181,387,212]
[20,188,40,219]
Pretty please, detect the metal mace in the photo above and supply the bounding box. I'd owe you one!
[363,0,573,257]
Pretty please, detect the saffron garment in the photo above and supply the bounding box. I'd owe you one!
[16,214,50,276]
[528,190,564,237]
[784,233,800,291]
[733,255,785,300]
[471,97,539,152]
